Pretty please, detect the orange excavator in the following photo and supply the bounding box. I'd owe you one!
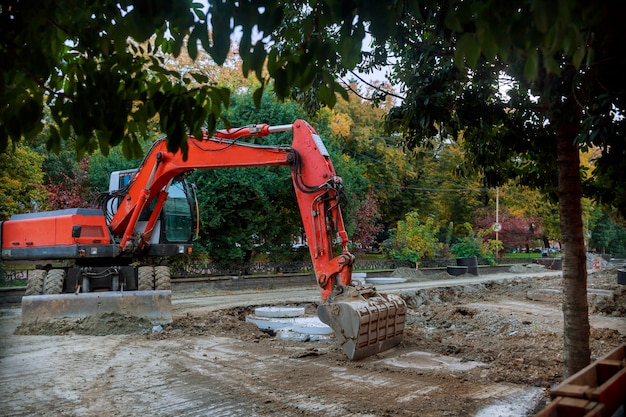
[0,120,405,360]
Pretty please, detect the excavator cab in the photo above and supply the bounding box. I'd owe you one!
[108,169,199,246]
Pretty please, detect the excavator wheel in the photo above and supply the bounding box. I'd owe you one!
[43,269,65,295]
[25,270,46,296]
[154,266,171,290]
[318,285,406,360]
[138,266,155,290]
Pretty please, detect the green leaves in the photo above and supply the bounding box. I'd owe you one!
[444,10,463,33]
[384,212,440,262]
[208,1,233,66]
[0,76,45,152]
[1,0,616,174]
[572,46,586,70]
[523,50,539,83]
[318,84,337,109]
[2,0,365,157]
[1,0,232,158]
[443,0,596,82]
[0,145,47,219]
[253,82,265,109]
[455,33,481,70]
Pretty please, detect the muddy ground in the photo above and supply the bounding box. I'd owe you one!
[2,266,625,417]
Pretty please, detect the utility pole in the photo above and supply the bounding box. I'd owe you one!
[492,187,503,259]
[495,187,499,242]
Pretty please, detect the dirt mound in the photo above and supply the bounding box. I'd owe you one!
[391,267,424,279]
[392,267,466,281]
[398,273,626,388]
[509,263,548,273]
[149,307,266,341]
[14,312,154,336]
[588,267,626,316]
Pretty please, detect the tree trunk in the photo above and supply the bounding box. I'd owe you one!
[556,119,591,377]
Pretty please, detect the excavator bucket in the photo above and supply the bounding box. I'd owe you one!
[21,291,173,325]
[317,285,406,360]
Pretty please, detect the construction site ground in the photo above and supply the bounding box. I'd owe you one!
[1,266,625,417]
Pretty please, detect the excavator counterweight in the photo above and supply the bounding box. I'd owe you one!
[2,120,406,360]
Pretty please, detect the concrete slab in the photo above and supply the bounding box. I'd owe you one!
[246,309,332,340]
[245,315,297,331]
[276,328,333,342]
[254,306,305,318]
[383,351,484,371]
[291,317,332,335]
[366,277,407,284]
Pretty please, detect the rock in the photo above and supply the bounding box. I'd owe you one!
[526,288,562,302]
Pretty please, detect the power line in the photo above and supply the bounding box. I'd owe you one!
[370,182,489,192]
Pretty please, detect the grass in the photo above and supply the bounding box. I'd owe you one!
[503,253,544,259]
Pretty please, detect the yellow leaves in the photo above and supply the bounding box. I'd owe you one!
[329,112,353,137]
[579,147,601,174]
[497,183,550,219]
[0,145,47,219]
[393,212,440,260]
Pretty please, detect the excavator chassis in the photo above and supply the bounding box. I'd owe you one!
[318,284,406,360]
[21,290,173,325]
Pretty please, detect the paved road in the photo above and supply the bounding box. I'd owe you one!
[172,270,564,314]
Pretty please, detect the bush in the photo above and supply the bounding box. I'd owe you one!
[451,223,501,265]
[382,211,441,262]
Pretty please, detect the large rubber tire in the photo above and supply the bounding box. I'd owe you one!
[43,269,65,294]
[154,266,171,290]
[25,270,46,296]
[137,266,155,290]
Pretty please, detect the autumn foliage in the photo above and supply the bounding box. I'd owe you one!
[351,190,384,254]
[474,208,544,251]
[46,157,94,210]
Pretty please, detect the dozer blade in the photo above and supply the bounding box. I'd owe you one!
[317,285,406,360]
[21,290,173,325]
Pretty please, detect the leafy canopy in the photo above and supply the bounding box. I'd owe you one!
[0,145,47,219]
[1,0,230,159]
[378,0,626,215]
[3,1,624,236]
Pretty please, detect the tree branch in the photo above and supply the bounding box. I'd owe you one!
[346,70,406,101]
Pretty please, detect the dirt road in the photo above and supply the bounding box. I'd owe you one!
[1,268,624,417]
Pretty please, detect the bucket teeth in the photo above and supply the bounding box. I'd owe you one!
[318,286,406,360]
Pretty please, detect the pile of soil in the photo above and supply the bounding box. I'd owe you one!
[15,312,154,336]
[391,266,460,281]
[508,263,552,274]
[400,267,625,388]
[148,307,271,341]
